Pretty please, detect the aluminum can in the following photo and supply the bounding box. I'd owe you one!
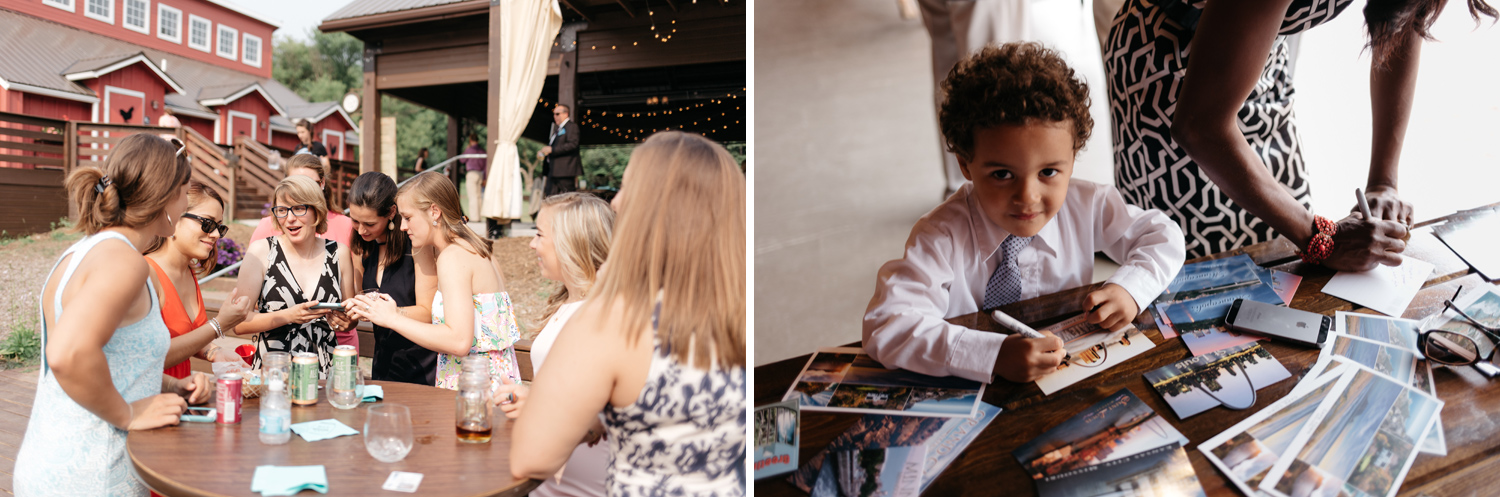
[215,373,242,424]
[290,352,319,406]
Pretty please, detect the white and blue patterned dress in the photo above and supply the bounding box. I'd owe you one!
[602,309,746,496]
[15,232,169,496]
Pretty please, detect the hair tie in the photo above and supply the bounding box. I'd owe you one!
[94,175,113,193]
[462,215,469,223]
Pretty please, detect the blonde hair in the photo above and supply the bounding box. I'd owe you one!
[396,171,492,259]
[65,133,191,235]
[273,175,329,235]
[285,153,334,210]
[538,192,614,324]
[588,132,744,369]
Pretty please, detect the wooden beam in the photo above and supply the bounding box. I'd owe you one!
[360,48,382,175]
[486,0,502,220]
[558,0,591,21]
[446,115,460,186]
[319,0,488,33]
[560,49,578,115]
[615,0,635,17]
[661,0,678,12]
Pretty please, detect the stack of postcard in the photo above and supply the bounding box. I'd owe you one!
[782,348,986,417]
[1202,362,1444,497]
[808,446,926,497]
[1432,207,1500,281]
[1325,312,1446,455]
[1144,342,1293,419]
[1012,389,1205,497]
[754,399,801,479]
[788,402,1002,494]
[1150,255,1302,355]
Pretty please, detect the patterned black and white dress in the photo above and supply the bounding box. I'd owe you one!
[1106,0,1353,258]
[251,237,343,378]
[602,310,746,496]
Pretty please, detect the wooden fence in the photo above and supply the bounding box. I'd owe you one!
[0,112,70,236]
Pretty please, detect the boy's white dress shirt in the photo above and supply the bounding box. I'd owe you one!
[863,179,1185,382]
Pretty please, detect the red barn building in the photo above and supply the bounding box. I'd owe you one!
[0,0,358,165]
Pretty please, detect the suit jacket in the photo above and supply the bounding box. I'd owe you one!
[546,120,582,178]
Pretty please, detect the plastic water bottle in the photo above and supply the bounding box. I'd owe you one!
[259,380,291,445]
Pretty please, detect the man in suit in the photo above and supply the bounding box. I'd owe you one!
[538,104,581,195]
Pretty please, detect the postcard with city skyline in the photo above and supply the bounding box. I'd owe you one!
[783,347,985,417]
[755,399,801,479]
[1145,342,1293,419]
[1157,283,1286,356]
[1035,443,1205,497]
[1012,389,1187,480]
[1150,255,1280,339]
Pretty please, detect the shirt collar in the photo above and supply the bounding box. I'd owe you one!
[964,183,1062,265]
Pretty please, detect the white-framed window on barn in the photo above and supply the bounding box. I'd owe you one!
[157,4,181,43]
[85,0,114,24]
[216,24,237,60]
[43,0,75,13]
[242,34,262,68]
[188,15,210,52]
[124,0,149,34]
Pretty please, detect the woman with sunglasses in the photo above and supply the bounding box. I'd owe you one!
[235,162,357,377]
[144,181,255,379]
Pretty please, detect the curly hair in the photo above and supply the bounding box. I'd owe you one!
[1365,0,1497,69]
[939,42,1093,161]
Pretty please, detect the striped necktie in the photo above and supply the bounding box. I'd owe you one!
[984,235,1033,309]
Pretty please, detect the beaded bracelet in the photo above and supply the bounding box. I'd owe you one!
[1298,215,1337,265]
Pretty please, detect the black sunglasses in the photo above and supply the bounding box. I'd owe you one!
[180,213,228,237]
[1419,286,1500,366]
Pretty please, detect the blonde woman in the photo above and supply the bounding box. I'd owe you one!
[349,172,522,388]
[493,192,614,497]
[512,132,746,495]
[235,174,357,377]
[17,134,208,496]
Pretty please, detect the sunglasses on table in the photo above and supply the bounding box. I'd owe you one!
[1418,286,1500,367]
[180,213,228,237]
[272,204,314,218]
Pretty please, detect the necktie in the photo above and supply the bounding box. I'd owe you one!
[984,235,1033,309]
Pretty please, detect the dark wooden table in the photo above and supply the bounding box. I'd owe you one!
[755,207,1500,497]
[128,380,541,497]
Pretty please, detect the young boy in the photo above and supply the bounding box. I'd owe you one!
[863,42,1185,384]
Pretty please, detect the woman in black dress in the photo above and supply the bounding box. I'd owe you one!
[344,172,440,385]
[1106,0,1494,268]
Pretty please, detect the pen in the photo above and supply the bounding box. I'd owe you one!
[990,309,1046,339]
[1356,188,1373,219]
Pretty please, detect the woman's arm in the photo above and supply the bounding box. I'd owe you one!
[350,249,474,355]
[233,238,322,335]
[406,244,439,323]
[1366,32,1421,225]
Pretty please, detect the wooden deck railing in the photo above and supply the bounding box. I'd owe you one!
[0,111,68,170]
[178,126,238,221]
[74,122,178,170]
[233,136,285,221]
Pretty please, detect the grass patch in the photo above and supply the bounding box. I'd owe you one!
[0,314,42,369]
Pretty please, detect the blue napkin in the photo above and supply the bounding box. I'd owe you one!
[251,465,328,496]
[289,419,359,442]
[362,385,384,403]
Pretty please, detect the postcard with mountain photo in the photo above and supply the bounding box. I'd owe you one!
[782,347,986,417]
[1012,389,1188,481]
[1144,342,1292,419]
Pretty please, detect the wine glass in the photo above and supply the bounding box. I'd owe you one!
[364,404,413,463]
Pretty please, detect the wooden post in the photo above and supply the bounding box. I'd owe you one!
[486,0,503,222]
[560,49,578,116]
[225,148,238,223]
[64,121,77,221]
[360,47,382,175]
[446,116,461,186]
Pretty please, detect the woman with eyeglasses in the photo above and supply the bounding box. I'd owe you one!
[144,181,255,378]
[235,158,357,377]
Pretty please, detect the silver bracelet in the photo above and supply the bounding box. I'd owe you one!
[209,318,223,339]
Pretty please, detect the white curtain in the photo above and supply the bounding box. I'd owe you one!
[483,0,563,220]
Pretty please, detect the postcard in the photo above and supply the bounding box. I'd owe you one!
[1144,342,1293,419]
[1262,365,1444,497]
[1327,334,1420,385]
[1336,312,1422,354]
[810,446,926,497]
[1433,211,1500,280]
[1152,255,1284,339]
[1418,285,1500,359]
[1157,283,1285,356]
[783,348,986,417]
[1200,363,1351,497]
[1322,257,1435,317]
[1012,389,1188,480]
[1034,315,1156,395]
[754,399,801,479]
[1266,269,1304,305]
[1035,442,1205,497]
[1411,361,1446,456]
[787,402,1003,493]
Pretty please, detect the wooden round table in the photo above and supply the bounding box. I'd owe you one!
[128,380,541,496]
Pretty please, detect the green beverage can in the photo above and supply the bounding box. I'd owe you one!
[290,352,319,406]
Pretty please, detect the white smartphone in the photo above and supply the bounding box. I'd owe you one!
[1224,298,1330,347]
[311,302,345,310]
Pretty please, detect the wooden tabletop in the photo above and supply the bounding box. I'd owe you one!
[128,380,542,497]
[754,207,1500,497]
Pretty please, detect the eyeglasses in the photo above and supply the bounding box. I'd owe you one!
[1420,286,1500,366]
[180,213,228,237]
[272,204,314,218]
[553,111,566,116]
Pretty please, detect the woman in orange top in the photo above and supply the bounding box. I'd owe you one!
[145,181,253,377]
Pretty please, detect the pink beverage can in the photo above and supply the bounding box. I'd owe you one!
[216,373,243,424]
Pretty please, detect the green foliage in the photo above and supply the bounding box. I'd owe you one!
[0,312,41,367]
[578,145,635,189]
[382,96,451,172]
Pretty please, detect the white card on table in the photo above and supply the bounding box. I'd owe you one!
[382,471,423,493]
[1321,258,1434,317]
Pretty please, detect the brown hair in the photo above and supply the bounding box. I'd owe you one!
[296,119,313,132]
[348,171,409,267]
[272,175,329,235]
[397,171,493,259]
[537,192,613,324]
[939,42,1093,160]
[587,132,744,369]
[66,133,191,235]
[285,153,335,209]
[145,181,225,278]
[1365,0,1497,67]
